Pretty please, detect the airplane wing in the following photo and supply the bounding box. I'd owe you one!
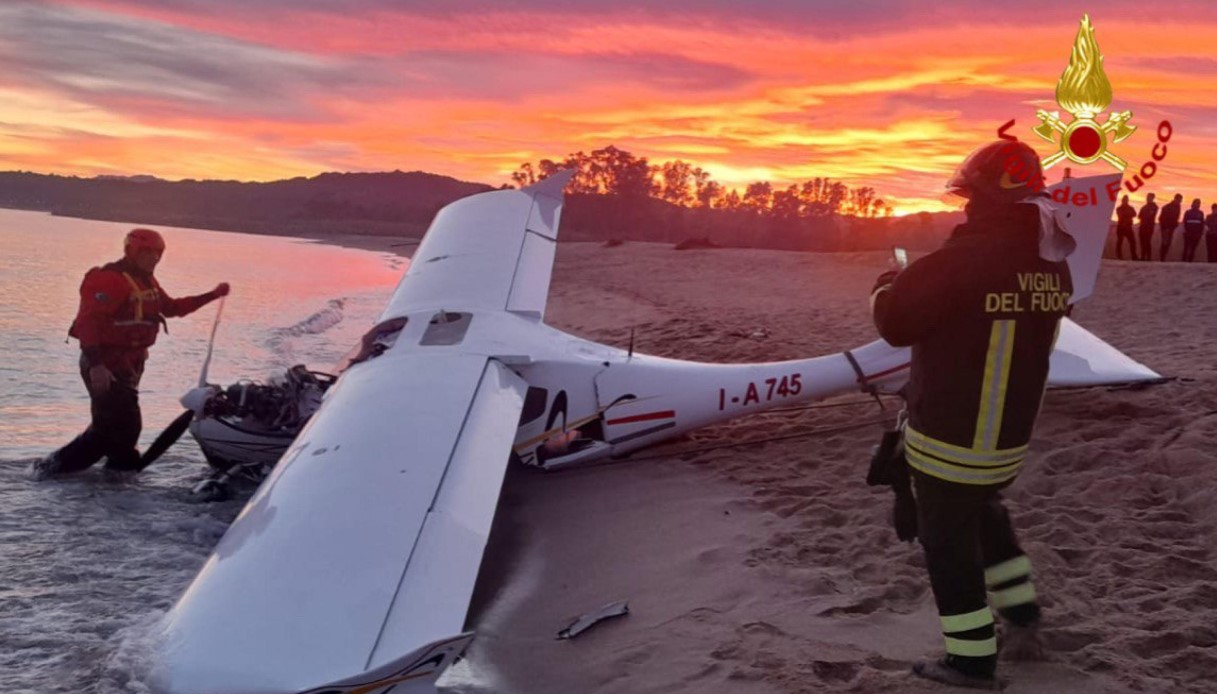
[151,353,527,694]
[379,172,574,323]
[1048,317,1159,386]
[850,318,1159,393]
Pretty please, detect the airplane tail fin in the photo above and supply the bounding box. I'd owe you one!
[1049,318,1160,386]
[840,315,1159,396]
[1044,172,1122,303]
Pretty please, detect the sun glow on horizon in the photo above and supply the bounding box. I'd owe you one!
[2,3,1214,212]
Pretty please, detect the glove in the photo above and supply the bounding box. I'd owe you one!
[866,429,903,486]
[88,364,114,396]
[872,269,899,295]
[889,451,918,543]
[213,282,231,298]
[892,487,919,542]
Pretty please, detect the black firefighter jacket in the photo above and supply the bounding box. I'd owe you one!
[871,203,1072,486]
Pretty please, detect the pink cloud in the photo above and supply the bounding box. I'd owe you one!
[4,0,1216,212]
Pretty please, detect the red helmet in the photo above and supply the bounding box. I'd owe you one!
[124,228,165,259]
[946,140,1045,203]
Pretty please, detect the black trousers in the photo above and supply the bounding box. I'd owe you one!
[1159,225,1177,261]
[1183,230,1203,262]
[1115,226,1136,259]
[1206,233,1217,263]
[1138,223,1154,260]
[55,356,145,473]
[914,471,1039,674]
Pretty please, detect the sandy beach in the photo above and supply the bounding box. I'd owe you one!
[340,239,1217,694]
[17,223,1208,693]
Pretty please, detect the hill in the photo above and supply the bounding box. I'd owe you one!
[0,170,963,250]
[0,170,495,238]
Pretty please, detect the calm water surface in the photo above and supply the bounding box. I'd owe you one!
[0,209,428,692]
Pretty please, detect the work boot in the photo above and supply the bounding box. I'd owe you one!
[1000,620,1045,662]
[912,657,1002,690]
[30,452,64,480]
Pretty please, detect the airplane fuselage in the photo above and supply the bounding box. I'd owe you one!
[359,307,908,470]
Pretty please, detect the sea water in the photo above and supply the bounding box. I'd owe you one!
[0,209,408,692]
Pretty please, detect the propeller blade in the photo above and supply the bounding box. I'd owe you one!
[139,409,196,470]
[199,297,225,387]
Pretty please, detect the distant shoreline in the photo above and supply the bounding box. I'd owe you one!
[293,231,420,260]
[5,205,424,260]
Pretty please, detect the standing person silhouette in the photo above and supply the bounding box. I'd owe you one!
[1114,195,1137,260]
[1137,193,1158,261]
[1158,193,1183,261]
[1206,204,1217,263]
[1182,199,1205,262]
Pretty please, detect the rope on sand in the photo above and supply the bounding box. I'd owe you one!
[620,414,895,464]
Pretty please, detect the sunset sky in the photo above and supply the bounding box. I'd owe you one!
[1,0,1214,214]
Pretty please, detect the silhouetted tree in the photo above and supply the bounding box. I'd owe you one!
[719,189,743,210]
[658,160,695,206]
[771,184,802,220]
[512,146,897,230]
[511,162,538,188]
[742,181,773,213]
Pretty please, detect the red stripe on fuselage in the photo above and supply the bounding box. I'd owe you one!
[865,362,910,381]
[606,410,675,426]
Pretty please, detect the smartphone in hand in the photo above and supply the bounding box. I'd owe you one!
[892,246,909,270]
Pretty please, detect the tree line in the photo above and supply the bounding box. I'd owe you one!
[510,145,893,219]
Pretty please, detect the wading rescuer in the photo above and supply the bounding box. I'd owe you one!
[870,141,1071,689]
[33,228,230,478]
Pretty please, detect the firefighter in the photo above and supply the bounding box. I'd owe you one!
[1114,195,1137,260]
[34,228,229,478]
[871,141,1069,689]
[1137,194,1158,261]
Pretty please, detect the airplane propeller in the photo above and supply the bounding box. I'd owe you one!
[139,297,225,470]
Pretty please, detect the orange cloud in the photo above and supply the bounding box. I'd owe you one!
[3,2,1217,213]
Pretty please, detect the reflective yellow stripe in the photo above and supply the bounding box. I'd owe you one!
[906,427,1027,467]
[945,635,998,657]
[121,272,145,322]
[940,607,994,634]
[905,447,1021,486]
[991,582,1037,609]
[985,555,1033,586]
[974,320,1015,450]
[904,424,1025,485]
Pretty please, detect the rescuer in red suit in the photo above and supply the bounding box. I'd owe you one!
[34,228,230,478]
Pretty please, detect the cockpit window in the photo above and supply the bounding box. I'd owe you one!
[518,386,548,425]
[335,316,408,372]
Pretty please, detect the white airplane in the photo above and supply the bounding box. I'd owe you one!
[149,171,1157,693]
